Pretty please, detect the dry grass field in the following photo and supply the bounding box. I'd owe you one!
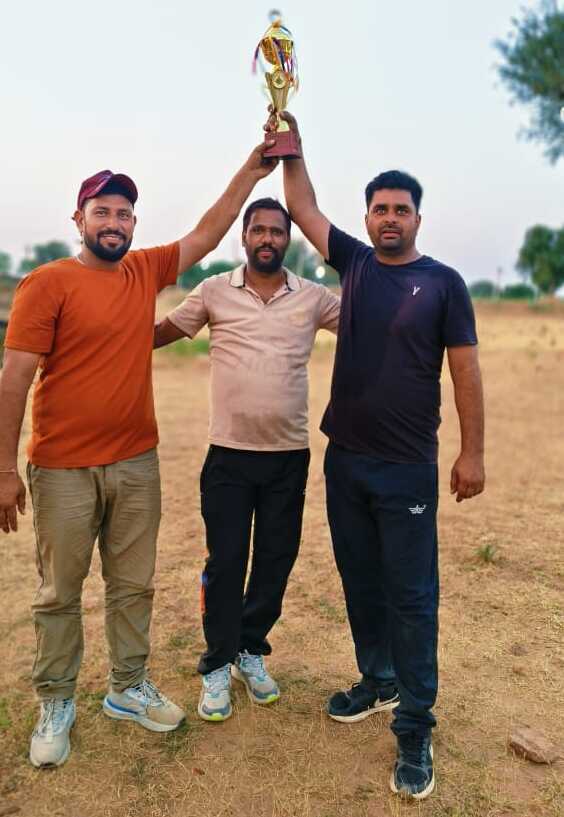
[1,298,563,817]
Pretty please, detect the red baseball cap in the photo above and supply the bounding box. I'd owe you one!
[77,170,138,210]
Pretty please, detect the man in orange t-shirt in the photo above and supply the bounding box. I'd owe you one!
[0,140,278,768]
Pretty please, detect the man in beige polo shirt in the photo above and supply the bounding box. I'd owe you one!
[154,197,340,721]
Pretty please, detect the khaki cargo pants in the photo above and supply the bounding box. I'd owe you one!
[27,448,161,700]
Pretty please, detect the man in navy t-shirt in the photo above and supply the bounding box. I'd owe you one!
[280,113,485,801]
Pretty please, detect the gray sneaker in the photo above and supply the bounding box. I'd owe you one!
[198,664,232,722]
[29,698,76,768]
[103,679,185,732]
[231,651,280,704]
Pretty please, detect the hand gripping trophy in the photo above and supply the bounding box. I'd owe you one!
[253,10,301,159]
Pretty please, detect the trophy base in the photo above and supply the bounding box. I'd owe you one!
[263,130,301,159]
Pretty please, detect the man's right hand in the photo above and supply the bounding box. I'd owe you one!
[0,471,26,533]
[278,110,302,145]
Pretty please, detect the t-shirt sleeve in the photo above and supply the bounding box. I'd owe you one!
[4,272,62,354]
[327,224,367,281]
[167,280,209,338]
[142,242,180,292]
[442,271,478,347]
[317,286,341,334]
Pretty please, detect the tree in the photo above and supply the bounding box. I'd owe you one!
[501,282,536,300]
[0,251,11,277]
[495,1,564,163]
[178,259,236,289]
[18,241,72,275]
[468,280,499,299]
[283,239,339,285]
[517,224,564,294]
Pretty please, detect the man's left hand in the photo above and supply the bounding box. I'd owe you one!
[450,452,485,502]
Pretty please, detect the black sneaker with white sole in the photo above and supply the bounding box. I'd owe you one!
[327,679,399,723]
[390,730,435,800]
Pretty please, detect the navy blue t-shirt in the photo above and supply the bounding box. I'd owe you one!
[321,225,478,463]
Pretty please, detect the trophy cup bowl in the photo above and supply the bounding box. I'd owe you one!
[254,11,301,159]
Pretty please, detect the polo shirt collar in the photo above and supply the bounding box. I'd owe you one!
[229,265,299,291]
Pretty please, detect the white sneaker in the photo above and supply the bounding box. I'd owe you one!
[232,651,280,704]
[29,698,76,768]
[103,679,185,732]
[198,664,232,722]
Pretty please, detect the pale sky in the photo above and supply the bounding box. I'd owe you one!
[1,0,562,283]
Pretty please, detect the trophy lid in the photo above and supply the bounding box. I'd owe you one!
[260,10,294,67]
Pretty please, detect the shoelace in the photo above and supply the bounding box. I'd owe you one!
[131,679,166,708]
[204,666,231,694]
[240,652,267,681]
[400,733,429,766]
[36,699,73,736]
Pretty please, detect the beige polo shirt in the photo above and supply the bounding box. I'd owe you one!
[168,265,341,451]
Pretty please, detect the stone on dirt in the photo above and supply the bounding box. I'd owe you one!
[509,726,560,764]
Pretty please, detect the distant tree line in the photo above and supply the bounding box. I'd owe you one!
[2,225,562,299]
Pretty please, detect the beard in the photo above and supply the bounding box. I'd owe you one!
[249,245,285,274]
[374,226,418,257]
[83,230,132,262]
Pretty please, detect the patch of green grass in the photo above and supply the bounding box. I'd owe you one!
[77,689,106,715]
[475,542,500,564]
[317,598,347,623]
[168,628,197,650]
[159,338,209,356]
[0,697,12,731]
[9,702,37,759]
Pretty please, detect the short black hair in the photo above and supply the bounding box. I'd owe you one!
[365,170,423,212]
[243,197,291,233]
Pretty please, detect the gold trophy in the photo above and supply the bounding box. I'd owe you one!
[253,10,301,159]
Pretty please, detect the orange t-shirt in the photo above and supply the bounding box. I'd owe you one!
[5,244,179,468]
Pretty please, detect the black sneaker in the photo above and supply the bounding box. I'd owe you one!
[390,731,435,800]
[327,679,399,723]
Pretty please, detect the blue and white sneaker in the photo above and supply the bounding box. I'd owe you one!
[198,664,232,722]
[103,679,185,732]
[231,651,280,705]
[390,731,435,800]
[29,697,76,768]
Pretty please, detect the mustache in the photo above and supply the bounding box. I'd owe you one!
[97,230,127,241]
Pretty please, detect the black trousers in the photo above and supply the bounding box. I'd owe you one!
[197,445,310,674]
[325,442,439,736]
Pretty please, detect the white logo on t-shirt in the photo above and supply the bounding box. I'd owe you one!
[412,286,421,296]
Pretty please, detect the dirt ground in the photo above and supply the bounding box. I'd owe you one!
[1,299,563,817]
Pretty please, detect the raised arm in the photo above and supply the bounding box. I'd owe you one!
[176,140,277,276]
[0,349,40,532]
[447,345,485,502]
[281,112,331,260]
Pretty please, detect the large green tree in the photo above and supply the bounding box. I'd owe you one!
[18,241,72,275]
[517,224,564,293]
[495,1,564,163]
